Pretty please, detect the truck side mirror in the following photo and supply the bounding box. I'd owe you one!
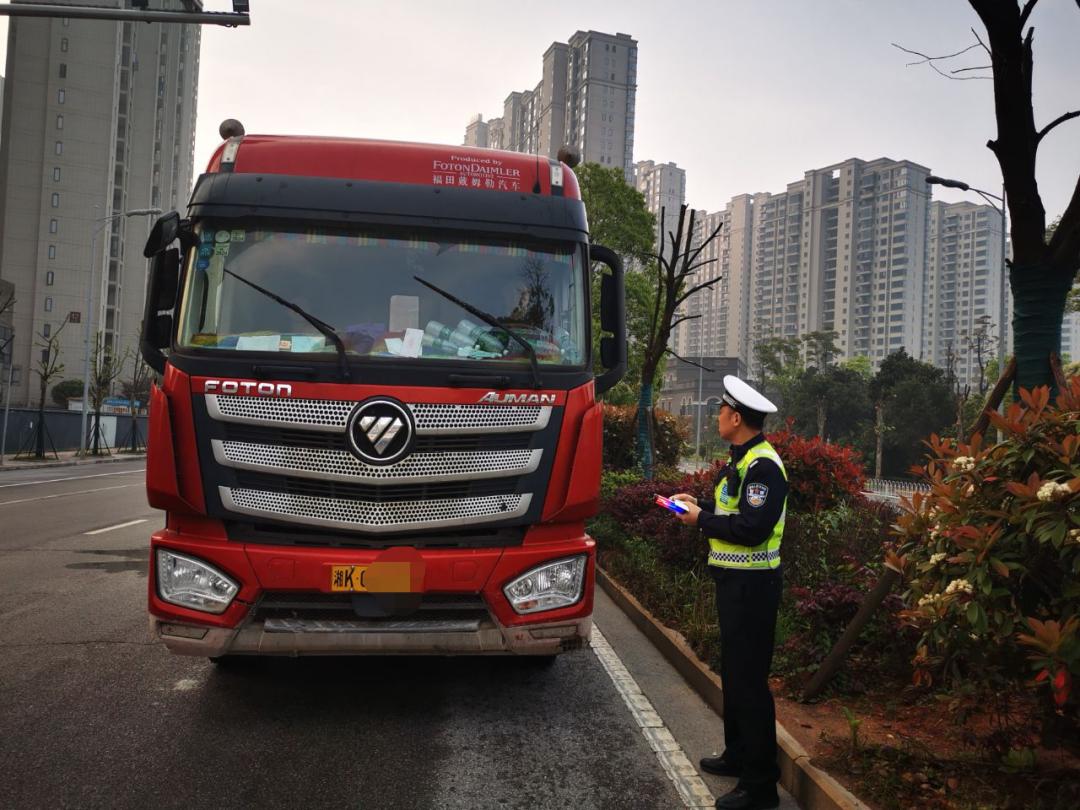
[140,248,181,373]
[144,212,180,257]
[589,244,626,396]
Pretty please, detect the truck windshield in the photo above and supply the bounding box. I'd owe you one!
[177,222,586,366]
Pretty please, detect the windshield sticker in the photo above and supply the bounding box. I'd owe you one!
[230,229,246,242]
[213,243,230,256]
[214,230,231,243]
[200,230,214,244]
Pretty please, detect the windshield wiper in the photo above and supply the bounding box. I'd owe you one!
[223,268,351,382]
[413,275,542,389]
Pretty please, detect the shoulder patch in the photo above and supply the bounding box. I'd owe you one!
[746,483,769,508]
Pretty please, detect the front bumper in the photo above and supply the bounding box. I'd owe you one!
[151,613,591,657]
[147,523,595,657]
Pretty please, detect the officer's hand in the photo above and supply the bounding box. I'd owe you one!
[673,499,700,526]
[671,493,697,506]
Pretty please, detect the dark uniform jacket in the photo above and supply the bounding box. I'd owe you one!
[695,433,788,548]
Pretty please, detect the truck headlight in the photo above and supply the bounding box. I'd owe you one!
[503,555,587,615]
[156,549,239,614]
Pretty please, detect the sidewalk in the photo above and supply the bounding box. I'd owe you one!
[0,449,146,472]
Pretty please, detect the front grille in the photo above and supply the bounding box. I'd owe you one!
[201,392,557,538]
[233,471,516,501]
[213,439,541,483]
[221,486,532,533]
[208,394,550,434]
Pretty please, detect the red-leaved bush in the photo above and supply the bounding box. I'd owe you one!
[766,424,866,512]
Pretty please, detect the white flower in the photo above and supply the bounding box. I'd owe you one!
[954,456,975,473]
[929,552,947,565]
[945,578,974,596]
[917,593,940,608]
[1036,482,1072,502]
[1068,528,1080,544]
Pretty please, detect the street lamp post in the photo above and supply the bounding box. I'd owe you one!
[79,207,161,456]
[925,175,1008,372]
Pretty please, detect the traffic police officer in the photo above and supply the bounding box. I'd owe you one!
[672,375,787,810]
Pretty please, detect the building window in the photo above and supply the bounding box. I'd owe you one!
[60,38,68,52]
[46,271,55,286]
[55,141,62,155]
[45,297,54,312]
[48,245,56,259]
[59,63,67,78]
[51,192,60,208]
[43,323,52,338]
[57,89,65,104]
[53,167,61,182]
[49,219,58,234]
[56,114,63,130]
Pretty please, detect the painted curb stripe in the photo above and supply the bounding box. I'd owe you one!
[591,627,715,808]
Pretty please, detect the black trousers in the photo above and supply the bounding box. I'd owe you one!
[711,565,782,791]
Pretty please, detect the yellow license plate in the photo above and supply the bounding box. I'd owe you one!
[330,562,411,593]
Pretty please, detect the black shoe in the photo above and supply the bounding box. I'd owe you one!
[699,755,742,777]
[713,786,779,810]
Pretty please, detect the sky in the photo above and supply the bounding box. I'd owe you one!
[2,0,1079,217]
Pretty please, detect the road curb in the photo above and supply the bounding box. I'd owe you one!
[597,567,869,810]
[0,453,146,473]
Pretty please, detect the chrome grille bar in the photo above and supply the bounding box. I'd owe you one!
[206,395,550,434]
[212,440,542,483]
[220,486,531,533]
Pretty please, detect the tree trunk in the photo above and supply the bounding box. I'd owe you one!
[874,401,884,479]
[636,382,654,480]
[802,566,902,701]
[1010,266,1074,394]
[816,398,826,440]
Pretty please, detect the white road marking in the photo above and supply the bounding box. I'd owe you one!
[173,679,199,692]
[591,627,716,808]
[0,468,145,489]
[84,518,148,535]
[0,483,140,507]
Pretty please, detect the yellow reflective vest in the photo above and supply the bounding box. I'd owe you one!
[707,440,787,570]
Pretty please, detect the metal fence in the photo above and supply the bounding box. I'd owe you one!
[863,477,931,503]
[1,407,149,455]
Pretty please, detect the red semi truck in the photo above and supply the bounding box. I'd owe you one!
[139,121,626,661]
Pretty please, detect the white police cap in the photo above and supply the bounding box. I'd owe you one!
[721,375,777,414]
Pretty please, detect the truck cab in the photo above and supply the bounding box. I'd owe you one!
[141,122,625,660]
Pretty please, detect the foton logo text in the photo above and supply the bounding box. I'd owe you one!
[203,380,293,396]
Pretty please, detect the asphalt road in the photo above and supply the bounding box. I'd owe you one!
[0,459,797,810]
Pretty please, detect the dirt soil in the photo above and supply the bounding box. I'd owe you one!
[771,679,1080,810]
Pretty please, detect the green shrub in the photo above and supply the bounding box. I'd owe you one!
[601,403,686,472]
[894,381,1080,725]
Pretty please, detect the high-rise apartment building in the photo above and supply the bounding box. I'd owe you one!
[633,159,685,250]
[0,1,200,407]
[926,201,1008,387]
[464,31,637,180]
[1061,308,1080,364]
[748,158,932,371]
[672,195,756,368]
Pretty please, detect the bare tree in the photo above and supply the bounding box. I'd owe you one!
[31,316,70,459]
[86,333,130,455]
[902,1,1080,392]
[636,204,723,478]
[0,290,14,403]
[120,353,155,452]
